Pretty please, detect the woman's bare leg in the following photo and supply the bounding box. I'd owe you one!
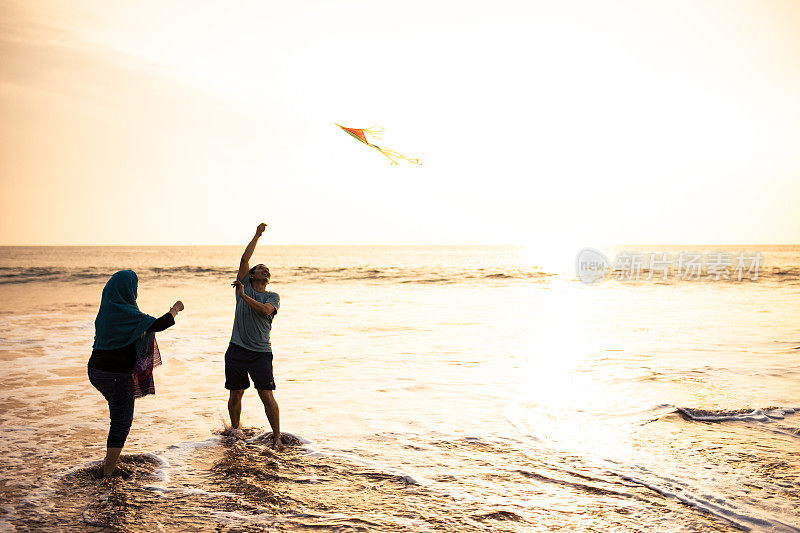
[103,447,123,476]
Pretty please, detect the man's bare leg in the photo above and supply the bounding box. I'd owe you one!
[257,389,281,450]
[103,447,123,477]
[228,389,245,430]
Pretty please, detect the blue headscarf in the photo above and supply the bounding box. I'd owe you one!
[93,270,157,350]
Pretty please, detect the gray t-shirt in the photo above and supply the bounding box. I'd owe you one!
[230,274,280,352]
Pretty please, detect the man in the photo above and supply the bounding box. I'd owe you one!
[226,222,282,449]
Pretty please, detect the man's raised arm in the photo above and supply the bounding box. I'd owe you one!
[237,223,267,281]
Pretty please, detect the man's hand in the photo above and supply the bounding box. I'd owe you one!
[233,280,245,298]
[239,223,267,282]
[231,280,275,317]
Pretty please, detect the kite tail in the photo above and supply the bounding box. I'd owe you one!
[362,126,385,139]
[376,146,422,166]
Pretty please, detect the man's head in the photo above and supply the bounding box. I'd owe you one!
[248,264,271,284]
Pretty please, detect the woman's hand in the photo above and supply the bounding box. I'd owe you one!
[170,300,184,317]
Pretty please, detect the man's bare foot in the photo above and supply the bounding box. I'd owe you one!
[231,428,245,440]
[272,435,283,451]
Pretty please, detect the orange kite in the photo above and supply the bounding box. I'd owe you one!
[335,124,421,166]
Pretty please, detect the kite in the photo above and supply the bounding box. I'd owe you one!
[335,124,421,166]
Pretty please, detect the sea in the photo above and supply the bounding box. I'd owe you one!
[0,245,798,532]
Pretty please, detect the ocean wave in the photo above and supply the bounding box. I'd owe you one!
[672,406,800,442]
[676,406,799,423]
[615,470,800,533]
[514,468,641,499]
[0,265,554,285]
[6,261,800,285]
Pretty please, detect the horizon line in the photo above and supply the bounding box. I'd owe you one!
[1,243,799,248]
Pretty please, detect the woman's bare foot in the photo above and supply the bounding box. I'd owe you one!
[272,434,283,451]
[102,462,117,477]
[102,447,123,477]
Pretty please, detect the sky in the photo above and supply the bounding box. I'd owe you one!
[1,0,799,246]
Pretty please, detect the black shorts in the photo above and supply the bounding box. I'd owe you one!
[224,343,275,391]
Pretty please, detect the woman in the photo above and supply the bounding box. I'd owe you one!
[87,270,183,477]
